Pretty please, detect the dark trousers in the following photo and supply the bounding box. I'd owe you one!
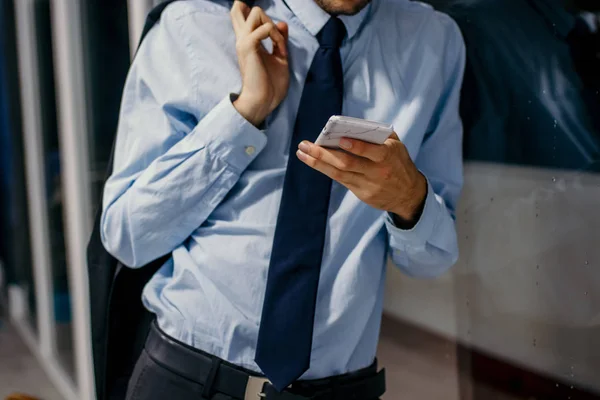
[126,322,384,400]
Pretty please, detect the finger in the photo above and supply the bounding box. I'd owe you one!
[298,141,369,173]
[242,7,287,56]
[235,0,252,19]
[250,22,286,55]
[338,138,389,163]
[384,134,410,160]
[276,21,289,42]
[230,6,245,36]
[231,1,252,37]
[245,6,270,32]
[230,1,250,32]
[273,21,289,57]
[296,149,358,186]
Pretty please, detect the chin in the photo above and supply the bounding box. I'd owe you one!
[314,0,372,16]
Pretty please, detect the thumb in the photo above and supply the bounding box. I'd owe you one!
[276,21,289,42]
[273,21,289,58]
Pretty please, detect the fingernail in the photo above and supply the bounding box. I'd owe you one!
[298,141,310,153]
[296,149,307,160]
[339,139,352,149]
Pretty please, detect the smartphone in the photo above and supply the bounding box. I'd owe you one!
[314,116,394,148]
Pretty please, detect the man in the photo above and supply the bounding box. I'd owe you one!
[425,0,600,171]
[101,0,464,398]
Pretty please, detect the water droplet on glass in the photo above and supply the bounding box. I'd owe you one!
[552,177,556,182]
[490,197,494,202]
[536,265,540,269]
[585,291,588,295]
[585,261,589,265]
[533,339,537,346]
[571,385,574,389]
[553,120,558,128]
[536,213,539,217]
[556,384,560,388]
[536,281,539,286]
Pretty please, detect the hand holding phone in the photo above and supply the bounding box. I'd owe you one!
[315,116,394,148]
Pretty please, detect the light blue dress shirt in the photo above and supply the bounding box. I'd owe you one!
[101,0,465,379]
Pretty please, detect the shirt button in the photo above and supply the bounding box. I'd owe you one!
[245,146,256,156]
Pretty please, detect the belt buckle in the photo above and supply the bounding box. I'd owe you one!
[244,376,270,400]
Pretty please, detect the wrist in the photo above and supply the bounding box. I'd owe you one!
[233,94,269,127]
[391,173,427,227]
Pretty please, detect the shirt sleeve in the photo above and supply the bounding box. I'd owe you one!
[100,10,266,268]
[385,15,466,278]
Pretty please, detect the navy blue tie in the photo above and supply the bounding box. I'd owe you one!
[255,17,347,391]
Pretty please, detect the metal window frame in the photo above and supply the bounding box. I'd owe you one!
[12,0,78,399]
[13,0,157,398]
[13,0,56,357]
[48,0,96,398]
[127,0,157,59]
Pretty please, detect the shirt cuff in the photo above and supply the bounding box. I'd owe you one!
[193,94,267,173]
[385,178,439,247]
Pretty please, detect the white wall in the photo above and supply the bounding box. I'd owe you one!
[384,162,600,394]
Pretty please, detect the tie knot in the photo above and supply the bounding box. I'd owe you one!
[317,17,347,49]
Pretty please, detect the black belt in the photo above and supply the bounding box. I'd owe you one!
[145,321,386,400]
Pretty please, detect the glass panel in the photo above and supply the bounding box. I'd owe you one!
[80,0,131,209]
[383,1,600,399]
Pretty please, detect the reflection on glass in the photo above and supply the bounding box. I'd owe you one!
[432,0,600,171]
[384,0,599,399]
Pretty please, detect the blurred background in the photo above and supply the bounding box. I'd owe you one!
[0,0,598,399]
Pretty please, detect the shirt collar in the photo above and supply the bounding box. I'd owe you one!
[527,0,575,38]
[283,0,371,40]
